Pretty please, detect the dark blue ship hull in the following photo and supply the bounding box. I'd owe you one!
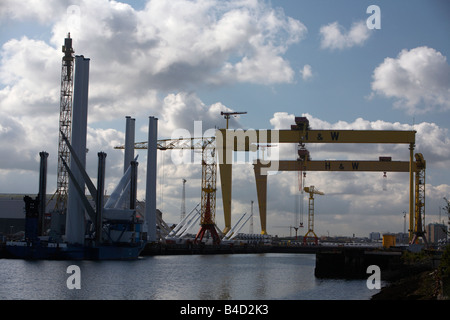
[5,241,145,260]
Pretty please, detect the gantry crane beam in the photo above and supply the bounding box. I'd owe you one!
[216,129,415,151]
[216,128,417,236]
[253,159,416,235]
[254,160,416,173]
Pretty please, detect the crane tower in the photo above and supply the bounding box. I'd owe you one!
[410,153,427,245]
[303,186,324,245]
[114,136,219,242]
[194,139,221,244]
[54,34,75,210]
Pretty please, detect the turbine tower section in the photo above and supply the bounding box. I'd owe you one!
[55,33,75,210]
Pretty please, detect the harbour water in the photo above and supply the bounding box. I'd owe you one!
[0,253,381,300]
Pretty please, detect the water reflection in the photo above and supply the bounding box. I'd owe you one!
[0,253,378,300]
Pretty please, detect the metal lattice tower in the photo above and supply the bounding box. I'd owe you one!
[411,153,427,245]
[200,141,217,225]
[54,34,75,210]
[303,186,324,245]
[194,138,221,244]
[114,136,219,242]
[194,140,220,244]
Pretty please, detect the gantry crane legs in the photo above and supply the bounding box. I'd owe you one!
[219,111,247,234]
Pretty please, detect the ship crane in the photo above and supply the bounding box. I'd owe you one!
[303,186,324,245]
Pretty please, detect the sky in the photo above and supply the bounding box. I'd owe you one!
[0,0,449,238]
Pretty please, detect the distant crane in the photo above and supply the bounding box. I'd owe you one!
[303,186,324,245]
[181,179,187,222]
[221,111,247,129]
[410,153,427,245]
[249,200,254,234]
[296,169,305,229]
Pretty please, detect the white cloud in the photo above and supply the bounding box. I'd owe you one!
[0,37,60,116]
[0,0,70,24]
[319,21,371,50]
[44,0,306,90]
[371,46,450,114]
[0,0,306,195]
[158,91,239,138]
[0,0,307,122]
[300,64,313,81]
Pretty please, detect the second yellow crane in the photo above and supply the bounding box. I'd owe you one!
[303,186,324,245]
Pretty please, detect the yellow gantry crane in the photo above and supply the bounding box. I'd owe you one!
[219,116,426,243]
[303,186,324,245]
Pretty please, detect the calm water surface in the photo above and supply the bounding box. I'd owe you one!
[0,253,380,300]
